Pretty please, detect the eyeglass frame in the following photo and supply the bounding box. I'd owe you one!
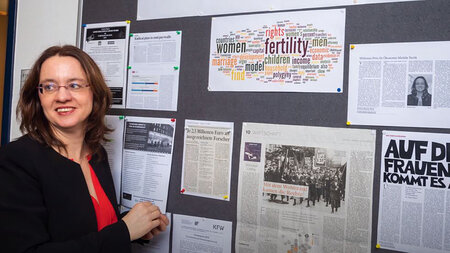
[37,83,91,95]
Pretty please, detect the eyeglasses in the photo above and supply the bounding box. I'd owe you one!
[37,83,90,94]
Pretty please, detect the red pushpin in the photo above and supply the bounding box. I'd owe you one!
[180,188,185,193]
[171,118,176,122]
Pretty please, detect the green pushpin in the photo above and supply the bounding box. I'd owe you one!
[127,66,131,69]
[119,116,124,120]
[130,33,133,37]
[173,66,179,70]
[176,31,181,35]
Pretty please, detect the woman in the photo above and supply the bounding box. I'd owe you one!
[407,76,432,106]
[0,45,168,253]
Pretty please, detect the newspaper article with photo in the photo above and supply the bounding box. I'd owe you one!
[236,123,376,253]
[208,9,345,93]
[138,0,418,20]
[347,41,450,128]
[121,116,175,213]
[126,31,182,111]
[83,21,130,108]
[378,131,450,253]
[181,120,233,201]
[172,213,232,253]
[104,115,125,203]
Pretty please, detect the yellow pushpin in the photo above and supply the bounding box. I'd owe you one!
[126,20,131,24]
[351,45,355,49]
[346,121,351,126]
[223,195,228,200]
[376,244,380,249]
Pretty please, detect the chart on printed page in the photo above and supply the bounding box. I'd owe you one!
[378,131,450,253]
[82,21,130,108]
[236,123,376,253]
[121,117,175,213]
[127,31,182,111]
[208,9,346,92]
[347,41,450,128]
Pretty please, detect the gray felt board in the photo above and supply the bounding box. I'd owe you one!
[82,0,450,252]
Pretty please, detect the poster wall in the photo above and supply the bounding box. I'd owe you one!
[236,123,376,253]
[347,41,450,128]
[378,131,450,253]
[208,9,346,92]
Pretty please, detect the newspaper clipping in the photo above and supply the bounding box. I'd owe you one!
[236,123,376,253]
[121,116,175,213]
[181,120,233,201]
[347,41,450,128]
[378,131,450,253]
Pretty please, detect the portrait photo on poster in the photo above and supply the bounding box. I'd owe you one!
[407,74,432,107]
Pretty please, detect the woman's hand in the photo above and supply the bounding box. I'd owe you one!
[122,202,161,241]
[140,214,170,240]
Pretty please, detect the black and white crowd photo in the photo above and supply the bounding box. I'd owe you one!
[263,144,347,214]
[145,123,174,154]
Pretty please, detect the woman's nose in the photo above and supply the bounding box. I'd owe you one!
[55,86,73,101]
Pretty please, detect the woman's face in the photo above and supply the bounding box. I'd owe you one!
[415,78,426,92]
[38,55,93,134]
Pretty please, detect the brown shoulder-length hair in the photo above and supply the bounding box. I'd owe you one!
[17,45,112,158]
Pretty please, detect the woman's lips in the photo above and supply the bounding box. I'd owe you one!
[55,107,75,114]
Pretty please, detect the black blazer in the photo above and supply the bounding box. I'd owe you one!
[0,135,131,253]
[407,93,432,106]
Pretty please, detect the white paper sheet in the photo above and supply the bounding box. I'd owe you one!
[181,120,233,201]
[82,21,130,108]
[104,115,125,203]
[347,41,450,128]
[127,31,182,111]
[131,213,171,253]
[137,0,420,20]
[236,123,376,253]
[172,213,232,253]
[208,9,346,93]
[378,131,450,252]
[121,116,176,213]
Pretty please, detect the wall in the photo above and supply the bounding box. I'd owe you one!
[8,0,80,141]
[82,0,450,252]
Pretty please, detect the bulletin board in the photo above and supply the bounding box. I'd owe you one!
[81,0,450,252]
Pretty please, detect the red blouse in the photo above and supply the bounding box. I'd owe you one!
[87,157,118,231]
